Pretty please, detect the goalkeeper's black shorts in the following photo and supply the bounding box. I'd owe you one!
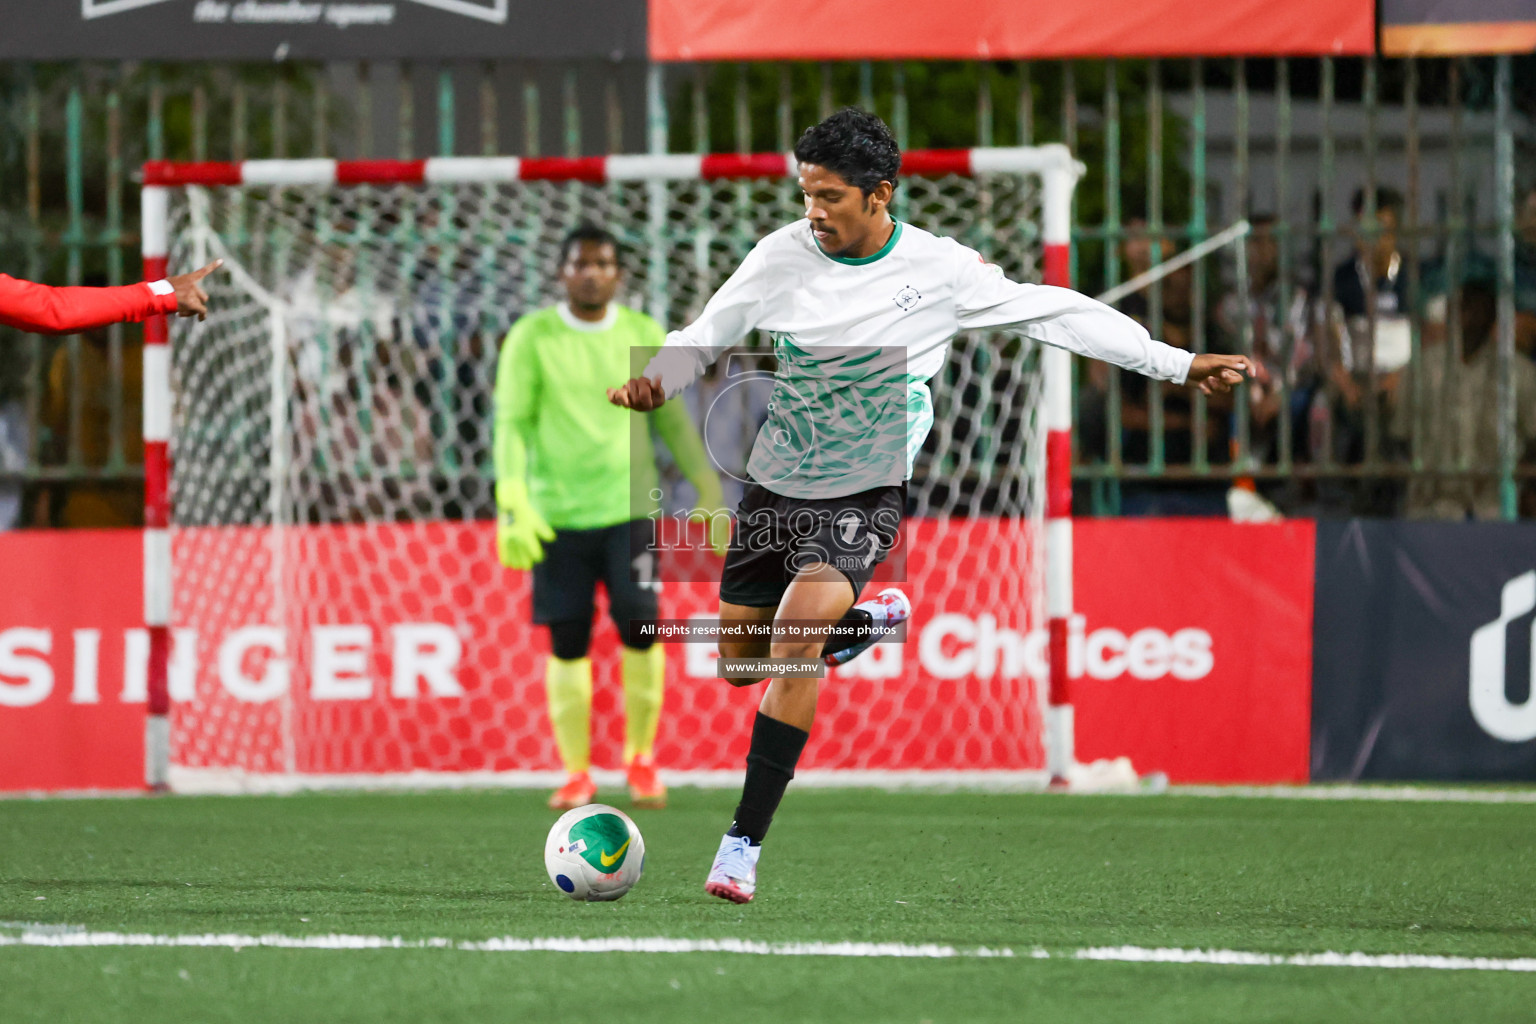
[531,518,659,645]
[718,481,904,609]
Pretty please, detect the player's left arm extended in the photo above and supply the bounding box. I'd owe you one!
[953,250,1252,395]
[492,322,536,491]
[492,319,554,569]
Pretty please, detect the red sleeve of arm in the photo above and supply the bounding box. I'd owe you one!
[0,274,178,335]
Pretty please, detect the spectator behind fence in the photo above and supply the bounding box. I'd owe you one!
[1215,214,1321,467]
[1078,218,1173,445]
[406,237,507,504]
[0,354,25,529]
[34,319,143,527]
[1114,216,1172,322]
[1127,262,1235,461]
[1392,275,1536,519]
[1331,187,1412,384]
[286,243,436,524]
[1080,248,1236,515]
[1316,186,1410,514]
[1517,184,1536,357]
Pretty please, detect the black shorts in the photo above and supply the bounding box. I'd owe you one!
[719,482,904,608]
[532,519,660,643]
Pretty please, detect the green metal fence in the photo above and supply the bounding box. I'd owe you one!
[1,56,1532,526]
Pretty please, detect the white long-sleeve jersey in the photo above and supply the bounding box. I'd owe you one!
[643,218,1193,499]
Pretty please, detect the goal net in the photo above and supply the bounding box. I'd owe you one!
[143,149,1077,791]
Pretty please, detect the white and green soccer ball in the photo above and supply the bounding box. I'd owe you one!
[544,804,646,902]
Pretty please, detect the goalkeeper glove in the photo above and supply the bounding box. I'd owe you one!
[688,479,733,558]
[496,480,555,570]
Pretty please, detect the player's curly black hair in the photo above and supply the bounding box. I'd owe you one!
[559,222,621,265]
[794,108,902,197]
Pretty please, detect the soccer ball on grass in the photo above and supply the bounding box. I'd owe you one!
[544,804,645,902]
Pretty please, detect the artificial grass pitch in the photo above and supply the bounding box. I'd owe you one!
[2,788,1533,1022]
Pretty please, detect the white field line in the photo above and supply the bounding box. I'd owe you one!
[0,929,1010,959]
[1075,946,1536,972]
[1,928,1534,972]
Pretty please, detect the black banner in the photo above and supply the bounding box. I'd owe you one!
[0,0,645,60]
[1312,520,1536,781]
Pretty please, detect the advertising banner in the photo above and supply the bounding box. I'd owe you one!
[1382,0,1536,55]
[649,0,1374,61]
[0,0,645,60]
[1068,519,1315,785]
[0,518,1313,791]
[1312,520,1536,781]
[0,531,147,791]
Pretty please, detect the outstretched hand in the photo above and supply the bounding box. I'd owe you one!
[1186,353,1254,395]
[169,260,223,321]
[607,375,667,411]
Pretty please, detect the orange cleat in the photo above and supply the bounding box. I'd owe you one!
[548,771,596,811]
[626,755,667,809]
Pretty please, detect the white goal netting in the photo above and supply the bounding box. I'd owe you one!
[162,159,1051,785]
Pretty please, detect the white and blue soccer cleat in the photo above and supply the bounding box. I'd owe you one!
[704,833,760,904]
[824,587,911,667]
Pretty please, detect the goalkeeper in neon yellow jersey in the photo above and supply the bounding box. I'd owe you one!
[495,223,730,811]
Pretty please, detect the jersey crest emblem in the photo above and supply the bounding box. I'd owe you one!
[893,285,922,311]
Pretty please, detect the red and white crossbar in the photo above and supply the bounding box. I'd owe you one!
[140,146,1076,188]
[139,146,1083,790]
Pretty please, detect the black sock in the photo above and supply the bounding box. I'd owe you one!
[818,607,873,658]
[727,711,810,846]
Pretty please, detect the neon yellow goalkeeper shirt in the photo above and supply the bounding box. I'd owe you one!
[494,302,715,531]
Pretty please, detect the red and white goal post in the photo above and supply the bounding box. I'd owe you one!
[139,146,1096,793]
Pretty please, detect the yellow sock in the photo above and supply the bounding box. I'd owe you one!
[545,656,592,773]
[621,644,665,764]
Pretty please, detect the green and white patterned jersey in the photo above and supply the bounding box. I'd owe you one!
[644,219,1194,500]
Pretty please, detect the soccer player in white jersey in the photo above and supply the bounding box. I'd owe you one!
[609,109,1252,904]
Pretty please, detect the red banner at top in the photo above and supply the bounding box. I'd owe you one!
[650,0,1374,60]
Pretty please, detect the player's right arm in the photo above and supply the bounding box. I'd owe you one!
[493,317,555,570]
[950,245,1251,394]
[608,242,770,410]
[0,262,221,334]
